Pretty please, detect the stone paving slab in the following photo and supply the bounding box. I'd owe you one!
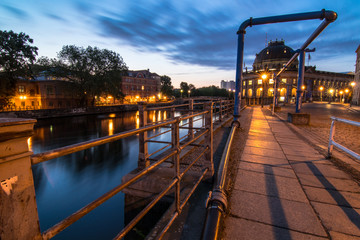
[303,186,360,208]
[311,201,360,236]
[296,173,360,192]
[240,153,290,168]
[233,170,308,202]
[238,161,296,178]
[290,162,352,179]
[228,190,327,237]
[222,107,360,239]
[223,217,327,240]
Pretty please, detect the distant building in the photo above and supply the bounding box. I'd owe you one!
[352,45,360,105]
[220,80,235,91]
[121,69,162,103]
[242,40,354,104]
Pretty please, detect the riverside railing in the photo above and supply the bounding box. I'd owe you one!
[327,116,360,160]
[0,100,234,240]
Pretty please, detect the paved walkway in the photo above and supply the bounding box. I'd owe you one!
[223,107,360,240]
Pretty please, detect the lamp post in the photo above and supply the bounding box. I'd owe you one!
[188,90,191,98]
[339,90,344,103]
[319,86,324,102]
[180,89,183,98]
[329,88,334,103]
[350,81,356,106]
[345,88,349,103]
[301,85,306,102]
[261,73,267,108]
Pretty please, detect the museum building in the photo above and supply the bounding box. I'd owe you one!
[242,40,354,105]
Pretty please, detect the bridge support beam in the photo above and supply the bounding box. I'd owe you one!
[0,118,41,240]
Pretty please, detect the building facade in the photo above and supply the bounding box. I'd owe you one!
[220,80,235,91]
[242,40,354,104]
[121,69,161,103]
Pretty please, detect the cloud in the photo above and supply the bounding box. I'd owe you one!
[73,0,359,72]
[45,13,67,22]
[1,5,28,19]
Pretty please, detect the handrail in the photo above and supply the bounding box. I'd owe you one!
[327,116,360,160]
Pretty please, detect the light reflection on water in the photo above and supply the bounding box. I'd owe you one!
[31,110,196,240]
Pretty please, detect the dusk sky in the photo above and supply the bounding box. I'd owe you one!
[1,0,359,88]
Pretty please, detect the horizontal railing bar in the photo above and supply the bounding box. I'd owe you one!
[146,103,191,111]
[331,116,360,127]
[188,143,206,147]
[181,111,208,121]
[147,129,172,140]
[332,140,360,160]
[113,178,178,239]
[180,147,208,179]
[146,140,171,144]
[42,150,177,240]
[147,144,172,160]
[179,127,204,130]
[31,119,177,165]
[157,168,208,239]
[180,121,190,127]
[180,129,209,150]
[179,133,190,141]
[192,118,204,123]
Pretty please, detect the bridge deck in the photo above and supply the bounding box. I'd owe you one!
[223,107,360,239]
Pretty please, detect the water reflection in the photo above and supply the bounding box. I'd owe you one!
[31,110,184,240]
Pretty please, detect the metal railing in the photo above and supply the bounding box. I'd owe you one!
[27,100,234,239]
[327,116,360,160]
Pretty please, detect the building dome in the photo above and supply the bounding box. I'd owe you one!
[253,40,298,72]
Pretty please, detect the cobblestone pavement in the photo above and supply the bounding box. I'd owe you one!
[275,102,360,155]
[222,107,360,240]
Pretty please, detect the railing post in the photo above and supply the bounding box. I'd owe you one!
[204,102,214,176]
[327,119,336,158]
[138,102,149,169]
[172,117,181,213]
[0,118,42,240]
[219,100,223,122]
[188,99,194,139]
[171,106,175,119]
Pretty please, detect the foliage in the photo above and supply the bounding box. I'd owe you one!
[180,82,189,94]
[191,85,228,97]
[160,75,173,97]
[0,30,38,108]
[44,45,128,106]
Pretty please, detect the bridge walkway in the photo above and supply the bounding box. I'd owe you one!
[222,107,360,240]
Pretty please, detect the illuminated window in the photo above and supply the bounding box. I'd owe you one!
[269,79,274,84]
[18,85,25,93]
[243,81,246,86]
[242,89,245,96]
[266,50,269,54]
[284,48,287,53]
[293,79,296,84]
[258,79,263,85]
[282,78,287,83]
[248,80,252,85]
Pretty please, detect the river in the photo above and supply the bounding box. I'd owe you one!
[30,110,191,239]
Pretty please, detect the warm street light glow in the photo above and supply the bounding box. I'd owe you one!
[180,89,183,92]
[141,85,144,90]
[259,88,263,91]
[351,81,356,87]
[188,90,190,93]
[340,90,344,94]
[301,85,305,90]
[261,74,267,80]
[135,95,139,99]
[329,89,334,94]
[345,89,349,93]
[319,86,324,91]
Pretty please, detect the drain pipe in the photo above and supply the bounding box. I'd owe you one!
[233,9,337,124]
[201,123,237,240]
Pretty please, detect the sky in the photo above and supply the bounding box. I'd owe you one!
[1,0,359,88]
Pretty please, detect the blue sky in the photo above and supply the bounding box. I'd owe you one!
[1,0,359,87]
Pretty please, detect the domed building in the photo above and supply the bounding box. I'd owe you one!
[241,40,354,105]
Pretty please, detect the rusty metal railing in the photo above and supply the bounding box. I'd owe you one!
[327,116,360,160]
[28,100,234,239]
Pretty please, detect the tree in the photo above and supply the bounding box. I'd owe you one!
[47,45,128,106]
[160,75,173,97]
[0,30,38,109]
[180,82,190,97]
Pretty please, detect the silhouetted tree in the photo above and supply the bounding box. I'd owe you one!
[0,30,38,109]
[160,75,173,97]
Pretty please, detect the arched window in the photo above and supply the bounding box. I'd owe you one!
[268,88,274,97]
[256,88,262,97]
[248,89,253,97]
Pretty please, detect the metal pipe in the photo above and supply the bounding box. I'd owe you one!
[201,125,237,240]
[233,9,337,122]
[296,50,305,113]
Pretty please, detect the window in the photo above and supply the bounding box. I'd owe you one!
[282,78,287,83]
[31,101,35,106]
[243,81,246,86]
[258,79,263,85]
[46,87,53,95]
[21,101,25,107]
[269,79,274,84]
[18,85,25,93]
[30,89,35,96]
[248,80,253,86]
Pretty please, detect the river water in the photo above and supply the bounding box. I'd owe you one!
[30,110,190,239]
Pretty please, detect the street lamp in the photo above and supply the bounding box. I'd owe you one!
[350,81,356,106]
[301,85,306,102]
[188,90,191,98]
[319,86,324,102]
[329,88,334,103]
[339,90,344,103]
[180,89,183,98]
[261,73,268,108]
